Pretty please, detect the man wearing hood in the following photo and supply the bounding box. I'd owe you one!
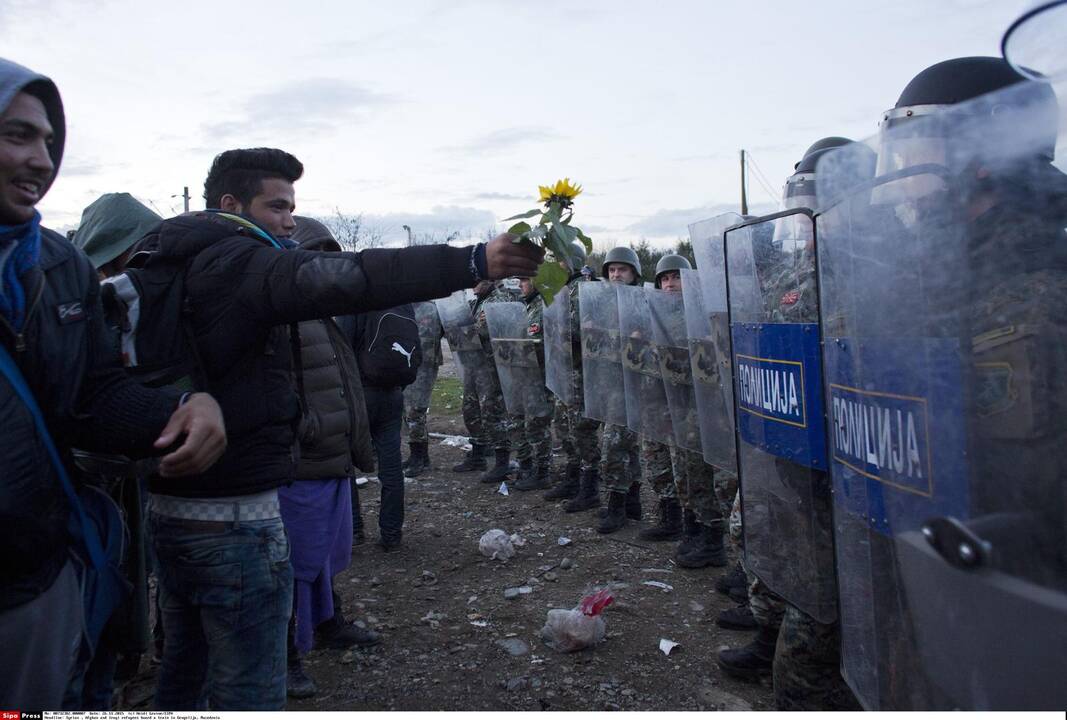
[73,192,161,279]
[0,58,227,709]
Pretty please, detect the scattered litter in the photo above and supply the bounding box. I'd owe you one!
[467,595,478,605]
[498,482,509,496]
[354,477,370,486]
[560,558,574,570]
[420,611,445,628]
[340,650,356,664]
[557,536,572,546]
[640,567,673,574]
[469,620,489,628]
[642,580,674,593]
[479,529,517,560]
[543,572,558,582]
[659,638,680,656]
[419,570,437,586]
[504,586,533,600]
[431,433,471,450]
[540,589,614,653]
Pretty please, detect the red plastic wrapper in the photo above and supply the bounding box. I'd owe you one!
[579,588,615,617]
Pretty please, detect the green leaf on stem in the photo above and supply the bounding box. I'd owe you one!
[533,259,570,306]
[507,221,532,237]
[502,208,542,222]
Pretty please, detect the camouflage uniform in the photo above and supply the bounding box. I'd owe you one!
[514,290,553,464]
[471,285,521,452]
[563,276,601,472]
[669,445,722,526]
[600,423,640,492]
[403,302,443,445]
[637,439,674,496]
[553,397,575,470]
[774,606,860,711]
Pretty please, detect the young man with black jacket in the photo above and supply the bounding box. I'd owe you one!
[0,57,227,711]
[146,147,542,710]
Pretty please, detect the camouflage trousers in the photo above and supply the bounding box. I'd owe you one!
[403,359,439,445]
[669,446,723,526]
[460,350,511,451]
[746,571,786,629]
[639,440,675,498]
[774,606,860,711]
[513,385,554,464]
[600,423,640,492]
[553,398,574,464]
[729,489,743,547]
[564,369,601,472]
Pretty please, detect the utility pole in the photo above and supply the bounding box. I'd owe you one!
[403,224,414,247]
[739,150,748,216]
[182,186,190,213]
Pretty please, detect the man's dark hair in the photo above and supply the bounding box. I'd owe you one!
[203,147,304,209]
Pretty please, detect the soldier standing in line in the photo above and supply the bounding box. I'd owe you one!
[474,279,522,485]
[402,301,443,477]
[512,277,555,490]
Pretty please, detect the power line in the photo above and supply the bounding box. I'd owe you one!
[744,151,783,209]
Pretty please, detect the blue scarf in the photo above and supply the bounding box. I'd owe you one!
[0,211,42,334]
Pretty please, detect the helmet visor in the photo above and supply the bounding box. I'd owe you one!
[1002,0,1067,81]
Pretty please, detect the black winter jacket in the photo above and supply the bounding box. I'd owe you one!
[147,213,478,498]
[0,229,182,610]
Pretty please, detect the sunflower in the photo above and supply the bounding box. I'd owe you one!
[538,178,583,206]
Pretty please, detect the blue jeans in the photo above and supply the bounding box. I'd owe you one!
[149,514,293,710]
[364,386,405,542]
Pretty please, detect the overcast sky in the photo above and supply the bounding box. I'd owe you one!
[0,0,1030,247]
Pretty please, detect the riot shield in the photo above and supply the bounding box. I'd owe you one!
[579,281,626,425]
[815,78,1067,710]
[618,284,673,444]
[648,287,701,452]
[542,289,574,406]
[725,211,836,625]
[688,214,743,473]
[434,290,485,383]
[405,301,442,410]
[485,302,543,416]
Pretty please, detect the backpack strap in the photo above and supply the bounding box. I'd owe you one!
[0,343,107,571]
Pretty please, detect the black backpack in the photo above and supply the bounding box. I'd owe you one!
[354,304,423,388]
[100,212,290,391]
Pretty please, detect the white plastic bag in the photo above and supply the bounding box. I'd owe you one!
[539,589,614,653]
[478,529,515,560]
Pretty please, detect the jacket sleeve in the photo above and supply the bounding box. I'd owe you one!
[66,257,183,456]
[216,240,479,327]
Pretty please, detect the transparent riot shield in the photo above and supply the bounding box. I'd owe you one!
[579,281,626,425]
[485,302,542,416]
[542,289,574,406]
[434,290,485,383]
[688,214,743,473]
[725,211,836,625]
[648,287,700,452]
[405,301,442,410]
[816,78,1067,710]
[618,284,673,444]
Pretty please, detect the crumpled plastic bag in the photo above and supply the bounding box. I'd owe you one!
[540,589,615,653]
[478,529,523,560]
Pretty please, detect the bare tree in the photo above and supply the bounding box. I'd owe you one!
[318,210,388,251]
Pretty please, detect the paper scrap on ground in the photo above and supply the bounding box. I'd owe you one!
[431,433,472,450]
[558,536,572,546]
[498,482,509,496]
[354,477,370,486]
[659,638,680,656]
[642,580,674,592]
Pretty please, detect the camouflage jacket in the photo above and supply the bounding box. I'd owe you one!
[472,284,519,344]
[763,250,818,323]
[523,290,545,340]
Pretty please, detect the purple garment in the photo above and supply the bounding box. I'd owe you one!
[278,478,353,655]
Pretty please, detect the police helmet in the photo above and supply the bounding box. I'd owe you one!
[601,246,642,281]
[654,254,692,288]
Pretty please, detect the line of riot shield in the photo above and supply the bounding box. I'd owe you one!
[579,281,626,426]
[724,211,837,625]
[405,301,442,410]
[434,290,485,384]
[542,289,575,406]
[485,302,547,417]
[688,213,743,474]
[815,78,1067,711]
[618,284,673,444]
[648,286,701,452]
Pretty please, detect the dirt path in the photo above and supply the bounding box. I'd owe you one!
[285,413,775,712]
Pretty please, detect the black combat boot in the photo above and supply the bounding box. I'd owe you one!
[637,497,683,541]
[673,508,701,555]
[624,482,642,520]
[544,464,581,500]
[404,442,430,477]
[315,592,382,649]
[563,467,601,513]
[716,603,758,630]
[514,460,551,491]
[596,490,628,533]
[676,520,728,568]
[287,654,317,698]
[452,443,488,472]
[716,624,780,681]
[480,449,513,484]
[716,561,747,596]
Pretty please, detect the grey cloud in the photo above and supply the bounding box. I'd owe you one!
[470,191,527,201]
[627,202,777,239]
[59,158,108,177]
[333,205,497,245]
[443,127,561,155]
[202,79,395,141]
